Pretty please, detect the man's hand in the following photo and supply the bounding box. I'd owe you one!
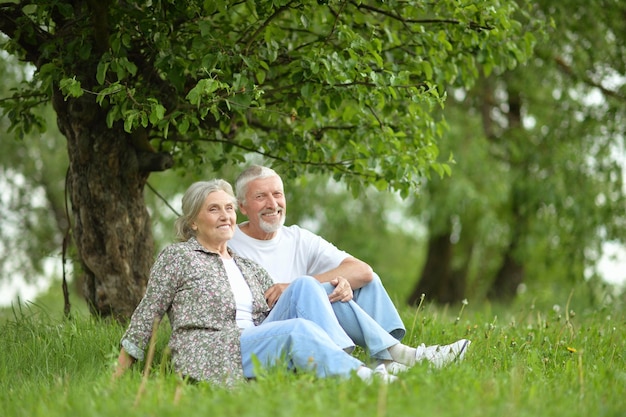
[328,277,353,303]
[264,283,289,308]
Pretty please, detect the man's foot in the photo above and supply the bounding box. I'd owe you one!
[415,339,471,368]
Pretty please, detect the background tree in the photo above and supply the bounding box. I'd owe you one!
[409,0,626,305]
[0,1,537,318]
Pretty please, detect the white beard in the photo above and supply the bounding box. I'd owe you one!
[259,211,285,233]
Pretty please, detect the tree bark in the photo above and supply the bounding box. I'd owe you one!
[408,231,468,305]
[53,92,154,319]
[488,243,524,300]
[486,82,526,301]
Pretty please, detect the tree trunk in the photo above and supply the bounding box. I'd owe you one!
[408,231,468,305]
[488,243,524,300]
[486,81,526,302]
[52,93,155,319]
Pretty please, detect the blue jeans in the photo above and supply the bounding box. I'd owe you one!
[240,277,363,378]
[352,272,406,341]
[268,276,400,358]
[319,280,402,361]
[240,318,363,378]
[240,276,402,378]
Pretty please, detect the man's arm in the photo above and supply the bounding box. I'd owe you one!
[313,256,373,290]
[265,257,373,305]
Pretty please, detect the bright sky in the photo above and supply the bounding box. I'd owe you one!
[594,242,626,287]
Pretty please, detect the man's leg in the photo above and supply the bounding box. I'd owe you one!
[267,275,401,361]
[352,272,406,340]
[240,318,364,378]
[320,282,401,361]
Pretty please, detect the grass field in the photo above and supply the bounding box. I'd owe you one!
[1,288,624,417]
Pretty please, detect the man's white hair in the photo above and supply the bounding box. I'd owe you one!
[235,165,280,204]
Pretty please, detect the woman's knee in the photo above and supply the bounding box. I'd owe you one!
[292,276,335,297]
[290,276,326,296]
[291,275,319,287]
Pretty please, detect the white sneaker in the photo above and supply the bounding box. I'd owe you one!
[415,339,471,368]
[361,364,398,384]
[385,361,409,375]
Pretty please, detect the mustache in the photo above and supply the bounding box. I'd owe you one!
[259,207,283,215]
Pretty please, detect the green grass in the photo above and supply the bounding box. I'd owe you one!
[1,293,625,417]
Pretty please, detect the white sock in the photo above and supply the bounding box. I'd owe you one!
[388,343,417,366]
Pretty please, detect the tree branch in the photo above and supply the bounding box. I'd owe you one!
[242,1,296,55]
[0,3,51,67]
[554,56,626,102]
[351,1,494,31]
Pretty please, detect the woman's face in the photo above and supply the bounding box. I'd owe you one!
[191,190,237,248]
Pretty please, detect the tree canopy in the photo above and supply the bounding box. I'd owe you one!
[0,0,538,317]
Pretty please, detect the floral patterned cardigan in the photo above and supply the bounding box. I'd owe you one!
[121,237,274,386]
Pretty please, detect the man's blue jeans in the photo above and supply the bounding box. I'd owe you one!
[351,272,407,341]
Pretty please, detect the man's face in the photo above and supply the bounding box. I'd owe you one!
[239,175,286,234]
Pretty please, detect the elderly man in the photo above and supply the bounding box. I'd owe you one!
[229,165,469,371]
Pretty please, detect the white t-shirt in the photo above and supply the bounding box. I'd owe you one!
[228,223,349,283]
[222,258,254,329]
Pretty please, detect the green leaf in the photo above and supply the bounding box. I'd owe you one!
[96,61,109,85]
[59,77,84,99]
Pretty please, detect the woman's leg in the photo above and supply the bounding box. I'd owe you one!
[240,318,364,379]
[264,276,355,352]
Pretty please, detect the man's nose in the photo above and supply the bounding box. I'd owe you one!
[266,196,278,208]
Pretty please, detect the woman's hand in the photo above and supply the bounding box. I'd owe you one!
[328,276,353,303]
[111,348,135,382]
[264,283,289,308]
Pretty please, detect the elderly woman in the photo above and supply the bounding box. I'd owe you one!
[112,179,394,386]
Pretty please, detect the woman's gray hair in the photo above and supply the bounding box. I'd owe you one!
[174,179,236,241]
[234,165,280,205]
